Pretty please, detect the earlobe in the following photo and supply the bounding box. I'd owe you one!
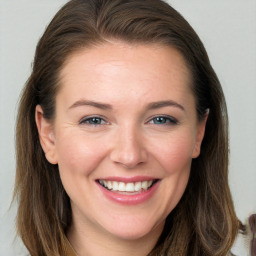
[35,105,58,164]
[192,110,209,158]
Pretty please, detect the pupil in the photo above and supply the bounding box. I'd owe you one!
[155,117,166,124]
[91,118,100,124]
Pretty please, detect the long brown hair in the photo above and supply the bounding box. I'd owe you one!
[15,0,240,255]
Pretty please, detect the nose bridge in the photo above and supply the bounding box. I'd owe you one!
[110,123,147,168]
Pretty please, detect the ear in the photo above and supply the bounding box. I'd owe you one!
[35,105,58,164]
[192,110,209,158]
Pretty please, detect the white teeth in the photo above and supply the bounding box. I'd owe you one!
[112,181,119,191]
[134,182,142,192]
[141,181,148,190]
[147,180,153,187]
[118,182,126,192]
[99,179,155,192]
[126,182,135,192]
[107,180,112,190]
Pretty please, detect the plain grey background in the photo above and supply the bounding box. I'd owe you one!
[0,0,255,255]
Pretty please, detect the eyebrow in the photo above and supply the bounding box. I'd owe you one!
[146,100,185,111]
[68,99,184,111]
[68,100,112,110]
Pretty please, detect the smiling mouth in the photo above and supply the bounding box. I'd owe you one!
[97,179,158,193]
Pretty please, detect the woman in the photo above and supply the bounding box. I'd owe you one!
[14,0,241,255]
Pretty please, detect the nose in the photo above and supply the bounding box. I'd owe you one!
[110,126,148,169]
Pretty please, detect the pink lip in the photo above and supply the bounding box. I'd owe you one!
[96,178,160,205]
[98,176,157,182]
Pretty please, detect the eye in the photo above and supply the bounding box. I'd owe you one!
[149,116,178,125]
[79,116,108,125]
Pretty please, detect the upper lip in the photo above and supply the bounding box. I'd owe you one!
[96,176,159,182]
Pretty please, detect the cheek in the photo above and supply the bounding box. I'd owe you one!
[151,134,194,214]
[55,132,108,176]
[151,132,195,173]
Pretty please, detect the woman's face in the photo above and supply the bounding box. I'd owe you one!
[37,42,206,241]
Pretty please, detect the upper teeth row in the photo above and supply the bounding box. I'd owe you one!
[99,180,153,192]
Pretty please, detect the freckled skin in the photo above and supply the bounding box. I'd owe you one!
[37,42,207,255]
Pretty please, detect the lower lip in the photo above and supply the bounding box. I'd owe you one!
[96,181,160,205]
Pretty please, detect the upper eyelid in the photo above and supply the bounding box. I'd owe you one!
[146,115,178,124]
[79,115,108,124]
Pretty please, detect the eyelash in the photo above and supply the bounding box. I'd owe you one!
[79,116,109,126]
[148,115,178,125]
[79,115,178,126]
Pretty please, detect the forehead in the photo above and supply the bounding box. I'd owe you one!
[61,42,191,79]
[58,42,193,106]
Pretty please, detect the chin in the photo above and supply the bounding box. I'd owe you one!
[101,216,164,241]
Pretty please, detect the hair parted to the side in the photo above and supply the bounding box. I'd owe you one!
[15,0,240,255]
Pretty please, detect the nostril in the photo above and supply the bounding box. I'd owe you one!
[110,146,148,169]
[116,158,146,169]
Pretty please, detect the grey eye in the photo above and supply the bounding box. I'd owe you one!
[151,116,177,125]
[80,117,106,125]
